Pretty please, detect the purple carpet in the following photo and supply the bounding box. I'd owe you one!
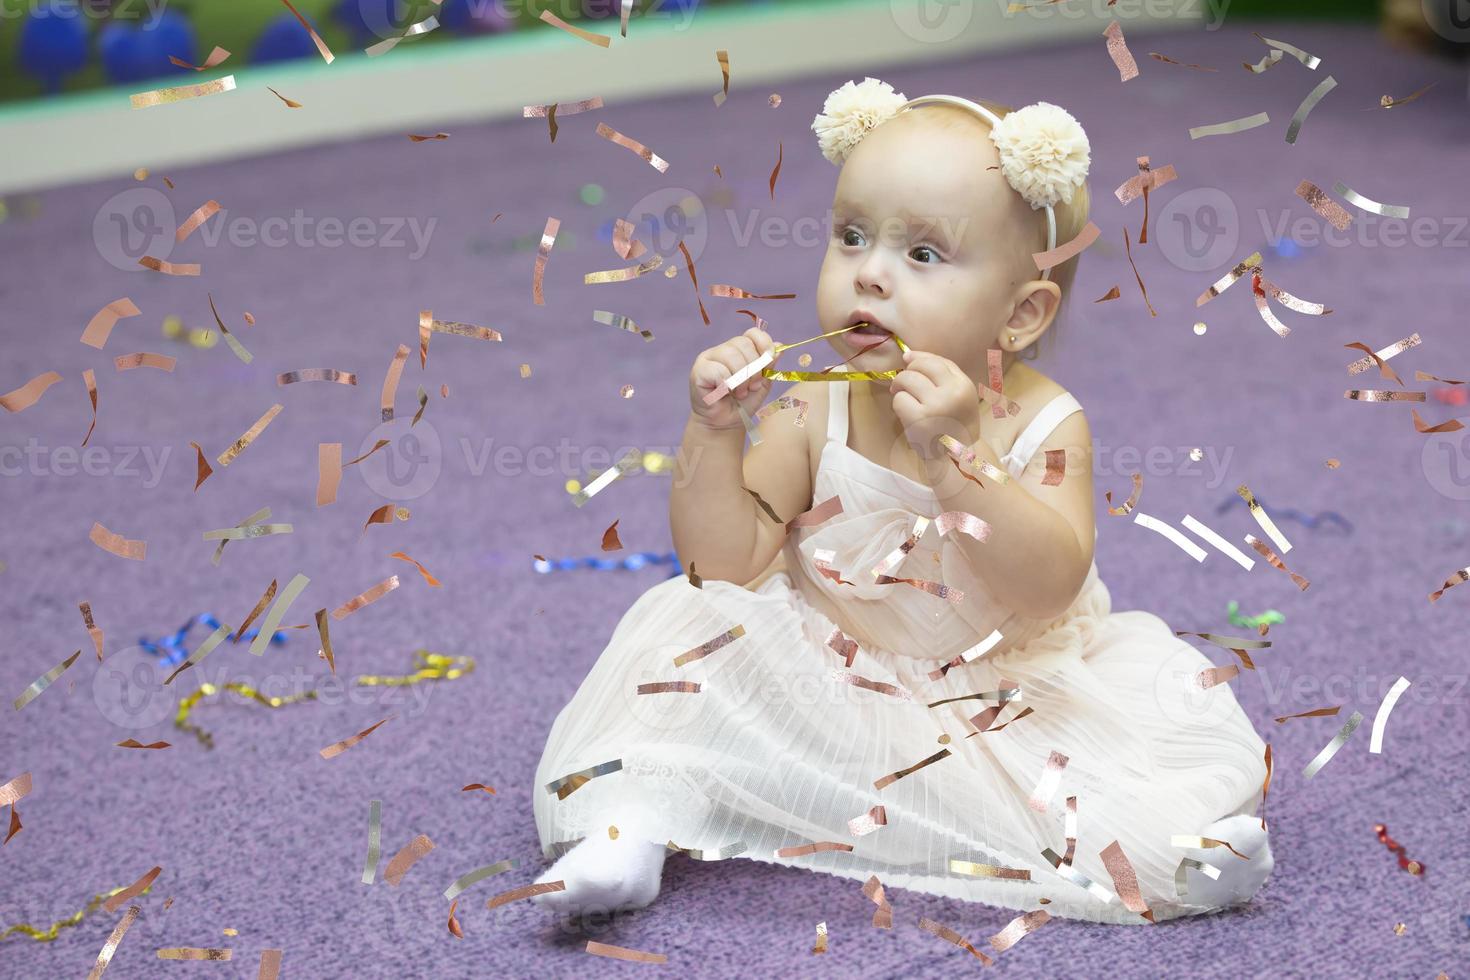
[2,19,1467,978]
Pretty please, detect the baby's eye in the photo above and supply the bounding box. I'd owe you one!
[841,228,866,247]
[910,245,941,264]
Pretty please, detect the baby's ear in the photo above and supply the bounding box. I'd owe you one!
[1005,280,1062,350]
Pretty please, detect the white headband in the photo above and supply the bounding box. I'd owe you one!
[812,79,1091,281]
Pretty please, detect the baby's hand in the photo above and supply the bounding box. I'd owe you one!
[689,326,778,430]
[889,349,983,457]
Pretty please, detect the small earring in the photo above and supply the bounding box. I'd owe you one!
[1008,334,1018,345]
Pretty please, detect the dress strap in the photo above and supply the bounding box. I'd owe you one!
[1000,391,1083,479]
[826,380,850,447]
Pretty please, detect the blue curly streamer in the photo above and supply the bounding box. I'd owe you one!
[139,613,287,665]
[1214,494,1354,533]
[532,550,683,578]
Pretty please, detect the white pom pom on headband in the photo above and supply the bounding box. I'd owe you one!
[811,77,1092,280]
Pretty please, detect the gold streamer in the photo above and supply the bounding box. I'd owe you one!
[175,681,318,749]
[354,650,475,686]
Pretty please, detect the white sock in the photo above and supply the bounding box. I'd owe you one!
[1182,814,1274,909]
[532,806,667,915]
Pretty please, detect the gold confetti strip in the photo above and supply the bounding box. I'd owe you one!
[157,948,231,960]
[200,521,293,542]
[130,75,236,109]
[532,217,560,306]
[1033,219,1100,272]
[137,256,200,276]
[1095,286,1121,302]
[1171,835,1249,861]
[1378,83,1435,109]
[1301,710,1364,779]
[175,199,220,242]
[267,86,301,108]
[538,8,610,46]
[848,805,887,837]
[1,370,62,413]
[830,668,912,701]
[210,506,268,565]
[444,859,518,901]
[419,313,503,368]
[361,800,382,884]
[1369,676,1412,754]
[68,607,105,672]
[1285,76,1337,144]
[81,297,141,348]
[250,573,310,655]
[672,624,746,667]
[113,352,175,373]
[216,403,282,467]
[1412,409,1463,434]
[1274,705,1341,724]
[1189,111,1270,140]
[769,140,783,199]
[862,875,893,929]
[1149,52,1215,71]
[279,0,334,62]
[365,14,439,57]
[1244,49,1284,73]
[315,609,336,675]
[917,917,993,965]
[713,49,730,106]
[86,905,140,979]
[585,253,665,284]
[89,522,146,561]
[572,448,642,507]
[1295,180,1353,232]
[546,759,623,800]
[383,834,434,886]
[874,748,951,790]
[1332,181,1411,219]
[1102,19,1139,81]
[331,575,400,621]
[709,284,797,300]
[584,940,667,964]
[665,840,748,861]
[873,575,963,604]
[988,909,1052,953]
[277,368,356,386]
[1133,512,1207,562]
[1346,334,1419,379]
[776,841,854,859]
[1236,484,1293,554]
[320,716,394,760]
[163,620,231,685]
[316,443,341,506]
[610,219,646,260]
[1253,31,1321,70]
[1026,750,1069,813]
[390,551,441,587]
[948,860,1032,882]
[380,343,410,421]
[811,921,828,955]
[1174,858,1221,897]
[1244,535,1310,590]
[636,680,701,695]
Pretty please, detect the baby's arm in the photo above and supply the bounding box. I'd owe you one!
[670,329,813,585]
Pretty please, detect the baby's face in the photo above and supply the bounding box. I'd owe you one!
[815,110,1044,380]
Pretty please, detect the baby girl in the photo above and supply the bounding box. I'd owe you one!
[531,78,1271,925]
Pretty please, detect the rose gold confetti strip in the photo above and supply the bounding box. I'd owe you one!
[709,284,797,300]
[1134,513,1207,562]
[1099,842,1154,920]
[76,368,99,447]
[344,440,388,468]
[1038,449,1067,487]
[593,122,668,172]
[1102,19,1139,80]
[874,748,951,790]
[830,668,912,701]
[826,626,859,667]
[1189,111,1270,140]
[320,716,393,760]
[848,805,887,837]
[1378,82,1435,108]
[870,516,930,578]
[636,680,701,695]
[205,292,254,364]
[768,139,784,199]
[949,860,1032,880]
[157,948,231,961]
[382,833,434,886]
[1033,220,1100,273]
[168,45,230,71]
[1105,472,1143,516]
[81,297,141,348]
[1286,76,1337,144]
[1197,251,1263,306]
[984,348,1007,419]
[100,866,162,914]
[933,511,991,542]
[89,522,145,561]
[873,575,963,604]
[216,404,283,466]
[130,75,237,109]
[1122,225,1156,317]
[80,601,104,660]
[584,254,664,284]
[249,573,309,655]
[755,396,809,428]
[1244,48,1284,73]
[86,905,140,979]
[138,255,201,276]
[411,386,428,427]
[1236,484,1293,554]
[1111,157,1180,204]
[523,97,602,120]
[115,739,171,750]
[1094,286,1121,303]
[928,629,1007,683]
[1346,334,1419,379]
[1194,664,1240,690]
[610,220,646,260]
[928,680,1021,710]
[390,551,440,588]
[917,917,993,965]
[862,875,893,929]
[256,950,284,979]
[405,133,447,144]
[1060,795,1078,865]
[174,199,220,242]
[1412,409,1464,434]
[776,841,855,859]
[1260,744,1272,830]
[785,495,843,532]
[277,368,356,386]
[1149,51,1215,71]
[584,940,667,964]
[811,921,828,955]
[1295,180,1353,232]
[532,217,560,306]
[668,241,712,327]
[1274,705,1341,724]
[1244,535,1309,590]
[600,519,623,552]
[546,759,623,799]
[1,371,62,413]
[987,909,1052,953]
[113,352,176,372]
[312,608,336,674]
[1369,676,1412,755]
[1302,710,1363,779]
[672,624,746,667]
[1027,750,1069,813]
[1170,835,1250,861]
[267,86,301,108]
[1333,181,1411,219]
[380,343,409,420]
[1345,389,1425,402]
[1256,271,1331,317]
[712,49,730,106]
[278,0,333,62]
[331,576,400,621]
[315,444,341,506]
[538,8,610,45]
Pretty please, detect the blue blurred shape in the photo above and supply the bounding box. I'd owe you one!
[438,0,514,34]
[19,8,90,94]
[254,11,325,64]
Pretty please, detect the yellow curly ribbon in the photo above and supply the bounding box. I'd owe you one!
[354,650,475,687]
[174,682,319,749]
[1,883,151,943]
[762,332,909,382]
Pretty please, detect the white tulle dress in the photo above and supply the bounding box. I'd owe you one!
[534,381,1268,923]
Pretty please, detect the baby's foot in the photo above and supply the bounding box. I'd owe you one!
[1182,814,1274,909]
[531,830,667,915]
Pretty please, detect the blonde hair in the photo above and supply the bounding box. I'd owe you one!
[901,101,1091,357]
